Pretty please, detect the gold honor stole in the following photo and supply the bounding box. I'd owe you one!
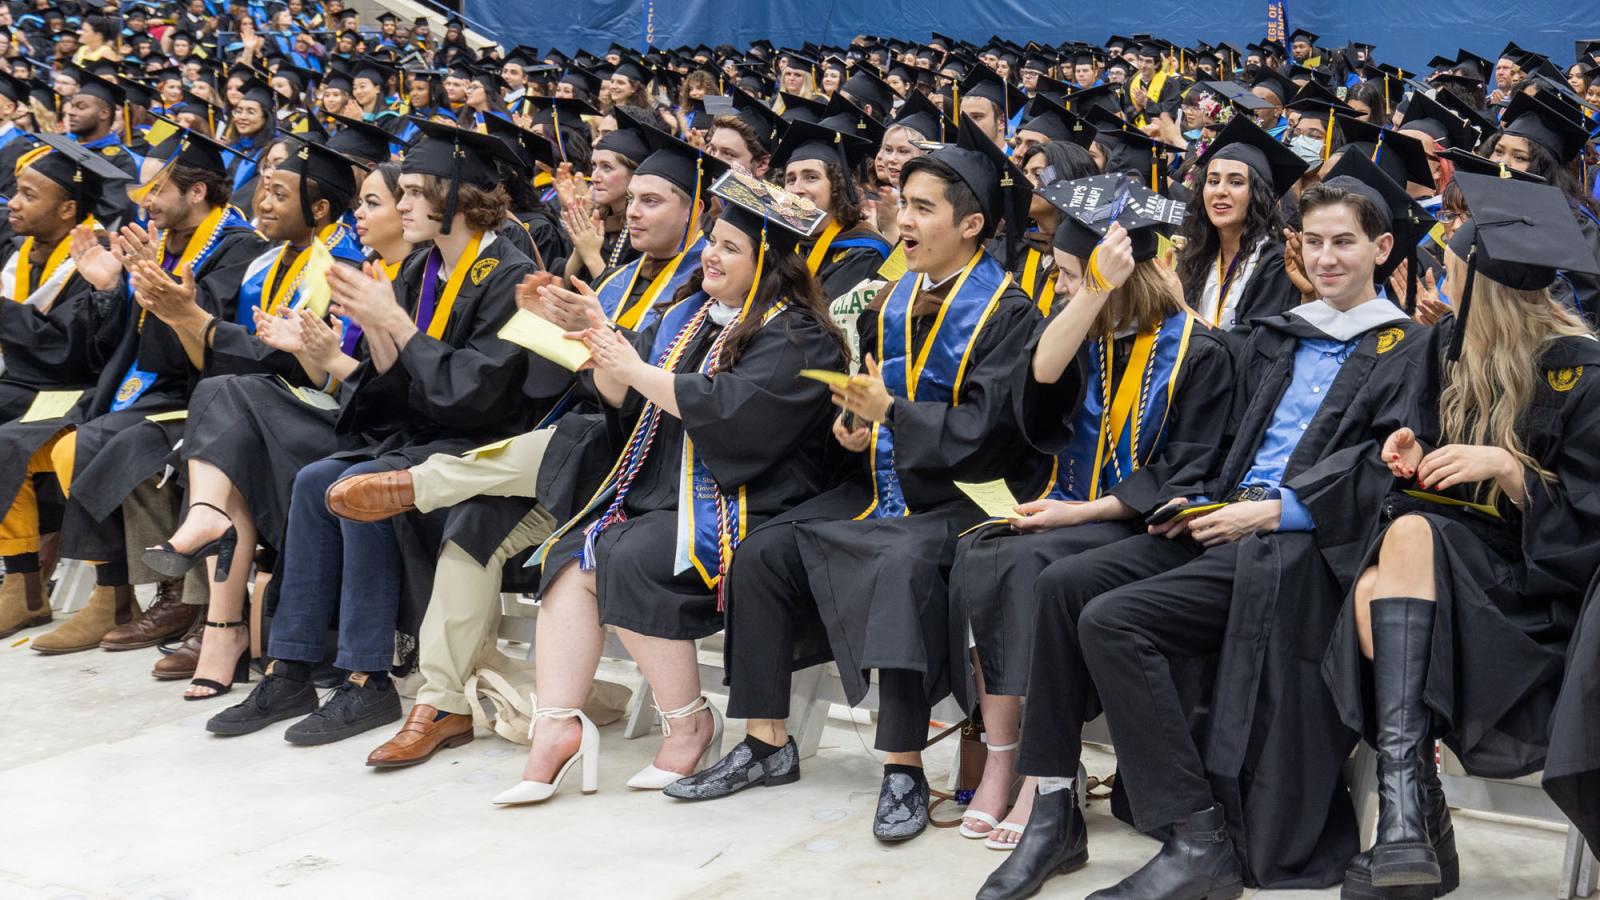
[592,233,707,330]
[861,250,1011,519]
[13,217,94,301]
[804,220,845,276]
[1020,246,1057,316]
[413,230,485,339]
[262,222,350,315]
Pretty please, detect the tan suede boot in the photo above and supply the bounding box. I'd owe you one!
[0,571,50,639]
[32,585,137,654]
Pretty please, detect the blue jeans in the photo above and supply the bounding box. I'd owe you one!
[267,456,403,673]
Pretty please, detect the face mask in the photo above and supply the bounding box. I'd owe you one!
[1183,128,1203,141]
[1289,133,1324,164]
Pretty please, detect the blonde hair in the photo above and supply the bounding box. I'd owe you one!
[1094,259,1193,337]
[1440,253,1592,504]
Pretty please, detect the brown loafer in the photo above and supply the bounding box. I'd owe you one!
[152,616,204,680]
[366,704,475,768]
[327,470,416,523]
[101,580,198,650]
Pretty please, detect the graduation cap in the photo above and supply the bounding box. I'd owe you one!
[1500,91,1590,163]
[349,55,395,87]
[559,64,604,100]
[957,64,1027,124]
[480,112,557,177]
[1285,80,1360,118]
[1398,90,1478,150]
[632,119,729,250]
[274,61,320,96]
[326,113,398,164]
[769,116,874,202]
[129,121,234,202]
[1061,83,1123,119]
[1190,79,1272,112]
[889,88,954,142]
[1334,116,1436,190]
[0,71,30,106]
[1015,94,1094,149]
[321,65,354,94]
[818,94,885,146]
[1037,172,1186,262]
[709,168,827,312]
[277,134,367,226]
[724,88,781,151]
[1287,29,1320,48]
[840,65,894,121]
[1321,146,1436,288]
[1438,146,1546,183]
[1195,115,1309,197]
[1089,111,1183,192]
[591,105,655,163]
[915,112,1033,268]
[63,64,124,107]
[398,118,521,233]
[1444,172,1600,359]
[20,131,133,219]
[1243,64,1297,106]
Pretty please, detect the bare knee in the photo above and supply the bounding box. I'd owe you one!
[1379,514,1434,562]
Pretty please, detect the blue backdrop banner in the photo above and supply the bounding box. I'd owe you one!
[464,0,1595,75]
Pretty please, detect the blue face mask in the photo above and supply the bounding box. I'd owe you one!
[1183,127,1203,141]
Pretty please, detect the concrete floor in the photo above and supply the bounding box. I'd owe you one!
[0,621,1573,900]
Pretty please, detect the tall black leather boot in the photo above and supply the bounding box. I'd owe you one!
[1368,598,1441,888]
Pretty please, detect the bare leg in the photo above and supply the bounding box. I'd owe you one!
[180,460,257,699]
[616,628,714,775]
[964,649,1020,835]
[1356,515,1438,661]
[521,564,604,782]
[1353,566,1380,660]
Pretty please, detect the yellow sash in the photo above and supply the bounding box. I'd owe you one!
[1131,70,1169,126]
[614,245,695,330]
[804,220,844,275]
[420,231,484,339]
[262,223,342,314]
[14,219,93,300]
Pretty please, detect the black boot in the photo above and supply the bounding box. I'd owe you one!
[976,787,1088,900]
[1343,737,1459,898]
[1367,598,1441,888]
[1086,804,1242,900]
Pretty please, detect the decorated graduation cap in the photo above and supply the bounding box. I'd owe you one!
[1015,94,1094,150]
[632,117,730,249]
[956,64,1028,125]
[890,88,954,142]
[1038,172,1186,262]
[1398,90,1478,150]
[326,113,399,164]
[1336,116,1436,190]
[1500,91,1590,164]
[1444,172,1600,359]
[914,112,1034,268]
[399,117,521,234]
[1195,115,1308,197]
[18,131,133,221]
[709,168,827,313]
[1321,146,1437,297]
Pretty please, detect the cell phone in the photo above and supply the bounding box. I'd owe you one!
[1144,502,1185,526]
[841,411,859,431]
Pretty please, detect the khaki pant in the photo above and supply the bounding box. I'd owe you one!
[122,476,210,600]
[410,426,557,715]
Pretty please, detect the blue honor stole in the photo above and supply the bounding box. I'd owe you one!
[864,251,1011,519]
[592,234,706,331]
[1048,311,1196,501]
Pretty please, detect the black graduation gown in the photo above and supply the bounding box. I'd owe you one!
[534,302,843,639]
[516,208,573,273]
[0,238,114,512]
[57,227,268,562]
[948,324,1234,708]
[724,286,1043,707]
[1325,324,1600,779]
[1228,242,1302,342]
[1547,569,1600,856]
[809,225,889,303]
[1558,208,1600,328]
[494,217,540,269]
[1197,310,1423,889]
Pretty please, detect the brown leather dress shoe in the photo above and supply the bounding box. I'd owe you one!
[327,471,416,523]
[101,580,198,650]
[366,704,475,768]
[152,616,204,680]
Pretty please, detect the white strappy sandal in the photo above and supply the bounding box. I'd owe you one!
[491,704,599,805]
[960,738,1020,838]
[625,695,725,790]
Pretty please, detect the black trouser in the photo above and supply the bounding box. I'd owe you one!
[1074,535,1240,832]
[726,521,932,754]
[1018,532,1201,778]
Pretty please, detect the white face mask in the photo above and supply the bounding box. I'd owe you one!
[1289,133,1324,164]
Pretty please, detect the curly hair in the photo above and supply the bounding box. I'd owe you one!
[416,174,513,232]
[1175,156,1287,302]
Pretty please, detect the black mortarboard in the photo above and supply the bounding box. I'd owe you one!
[710,168,825,257]
[890,88,954,142]
[321,65,354,93]
[350,55,394,87]
[1015,94,1094,149]
[777,91,827,124]
[957,64,1027,123]
[1244,64,1296,105]
[769,116,873,188]
[480,111,556,174]
[145,122,231,174]
[399,118,521,232]
[1197,115,1308,196]
[1500,91,1590,163]
[1398,90,1478,150]
[720,89,780,151]
[1288,29,1320,47]
[235,74,277,113]
[916,113,1033,267]
[1438,146,1546,183]
[1336,116,1436,190]
[592,106,654,163]
[64,64,124,107]
[611,54,649,85]
[1032,73,1074,104]
[274,61,320,95]
[326,113,398,164]
[1038,172,1186,262]
[1321,147,1436,286]
[840,65,894,121]
[1088,109,1182,190]
[278,134,367,225]
[632,119,730,202]
[817,94,885,147]
[1445,172,1600,358]
[1062,83,1122,118]
[24,131,133,218]
[0,71,29,106]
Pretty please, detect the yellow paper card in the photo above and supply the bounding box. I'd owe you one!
[498,308,591,371]
[798,368,854,389]
[1401,489,1502,519]
[464,436,516,457]
[277,376,340,410]
[144,409,188,423]
[956,480,1020,519]
[297,240,336,318]
[20,389,84,423]
[877,242,908,282]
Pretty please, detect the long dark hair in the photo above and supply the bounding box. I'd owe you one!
[1174,156,1286,301]
[1483,131,1600,216]
[666,244,847,371]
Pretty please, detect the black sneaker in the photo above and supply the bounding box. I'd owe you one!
[283,672,402,746]
[206,667,319,736]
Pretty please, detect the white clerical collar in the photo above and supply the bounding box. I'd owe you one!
[1290,296,1408,342]
[708,301,739,326]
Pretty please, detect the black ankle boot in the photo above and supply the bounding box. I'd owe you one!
[976,788,1088,900]
[1343,736,1459,898]
[1086,804,1242,900]
[1367,598,1441,888]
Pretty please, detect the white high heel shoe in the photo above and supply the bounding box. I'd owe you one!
[492,704,599,806]
[625,695,724,790]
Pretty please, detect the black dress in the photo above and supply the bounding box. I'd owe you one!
[947,321,1233,707]
[534,297,843,640]
[1324,322,1600,780]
